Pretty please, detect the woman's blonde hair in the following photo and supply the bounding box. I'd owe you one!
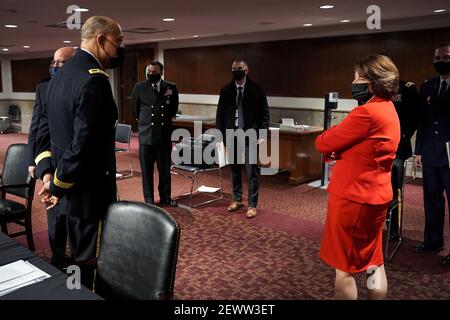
[355,54,399,100]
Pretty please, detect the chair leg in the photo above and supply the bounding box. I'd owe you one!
[385,209,392,259]
[1,222,8,235]
[25,212,35,251]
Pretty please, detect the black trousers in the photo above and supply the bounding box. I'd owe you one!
[67,216,100,289]
[46,206,68,266]
[229,142,259,208]
[422,163,450,246]
[139,144,172,203]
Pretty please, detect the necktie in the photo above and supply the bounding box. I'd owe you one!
[153,84,158,96]
[438,80,448,101]
[236,87,244,129]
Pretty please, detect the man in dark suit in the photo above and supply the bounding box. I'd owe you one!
[27,46,75,268]
[35,16,123,287]
[132,61,179,206]
[414,42,450,268]
[216,59,270,218]
[388,80,420,240]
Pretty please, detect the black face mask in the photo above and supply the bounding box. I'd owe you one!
[103,39,125,69]
[232,70,246,81]
[351,83,373,105]
[147,73,161,84]
[434,61,450,76]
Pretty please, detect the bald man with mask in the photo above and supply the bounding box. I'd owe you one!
[27,46,75,268]
[35,16,124,287]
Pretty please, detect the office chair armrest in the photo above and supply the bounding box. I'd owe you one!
[0,182,34,190]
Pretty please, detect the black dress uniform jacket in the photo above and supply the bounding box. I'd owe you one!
[415,77,450,167]
[132,79,179,145]
[216,77,270,142]
[393,80,420,160]
[27,79,49,166]
[35,50,118,220]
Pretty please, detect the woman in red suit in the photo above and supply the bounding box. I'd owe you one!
[316,54,400,300]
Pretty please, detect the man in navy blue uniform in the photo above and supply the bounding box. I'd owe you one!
[35,16,124,286]
[388,80,420,240]
[414,42,450,268]
[27,46,75,268]
[132,61,179,206]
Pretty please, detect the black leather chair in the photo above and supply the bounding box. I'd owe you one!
[0,143,36,250]
[384,158,407,262]
[115,123,133,178]
[95,201,181,300]
[8,105,21,133]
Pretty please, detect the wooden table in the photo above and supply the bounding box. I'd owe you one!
[171,119,323,185]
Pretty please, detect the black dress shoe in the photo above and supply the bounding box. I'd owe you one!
[440,253,450,267]
[159,199,178,207]
[413,242,444,253]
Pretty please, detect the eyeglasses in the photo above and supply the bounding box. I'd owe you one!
[50,59,66,66]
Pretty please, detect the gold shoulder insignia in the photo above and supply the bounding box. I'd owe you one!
[88,68,109,78]
[405,81,415,88]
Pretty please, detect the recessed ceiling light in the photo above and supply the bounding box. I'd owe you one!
[170,37,176,40]
[2,48,9,52]
[303,23,313,27]
[433,9,447,13]
[74,8,89,12]
[5,24,18,28]
[193,35,199,38]
[63,40,71,43]
[23,45,30,48]
[340,19,351,23]
[162,18,175,22]
[320,5,335,9]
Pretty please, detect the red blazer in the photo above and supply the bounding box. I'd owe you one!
[315,97,400,205]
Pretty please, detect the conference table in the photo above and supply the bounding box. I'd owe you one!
[0,232,100,300]
[172,116,323,185]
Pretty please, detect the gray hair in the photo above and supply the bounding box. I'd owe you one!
[81,16,115,41]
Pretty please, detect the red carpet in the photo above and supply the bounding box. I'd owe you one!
[1,133,449,299]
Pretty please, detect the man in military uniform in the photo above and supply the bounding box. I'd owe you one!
[388,80,420,240]
[132,61,179,206]
[27,46,75,268]
[414,42,450,268]
[35,16,124,287]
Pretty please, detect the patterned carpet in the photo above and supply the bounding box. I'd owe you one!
[1,133,449,299]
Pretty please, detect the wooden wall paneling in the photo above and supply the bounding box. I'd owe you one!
[11,57,51,92]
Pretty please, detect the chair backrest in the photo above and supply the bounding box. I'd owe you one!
[1,144,34,199]
[391,158,406,199]
[95,201,181,300]
[8,105,21,122]
[115,123,132,144]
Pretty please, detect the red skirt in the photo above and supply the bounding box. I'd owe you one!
[320,193,389,273]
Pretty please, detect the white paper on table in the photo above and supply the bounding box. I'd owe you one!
[281,118,295,126]
[216,142,228,168]
[0,260,51,297]
[197,185,221,193]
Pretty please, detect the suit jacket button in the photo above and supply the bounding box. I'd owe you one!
[161,114,164,116]
[161,106,164,109]
[435,131,439,134]
[435,121,439,125]
[151,105,154,108]
[151,122,154,126]
[161,122,164,125]
[152,113,154,116]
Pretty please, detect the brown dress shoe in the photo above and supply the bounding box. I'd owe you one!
[228,201,243,212]
[246,207,257,218]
